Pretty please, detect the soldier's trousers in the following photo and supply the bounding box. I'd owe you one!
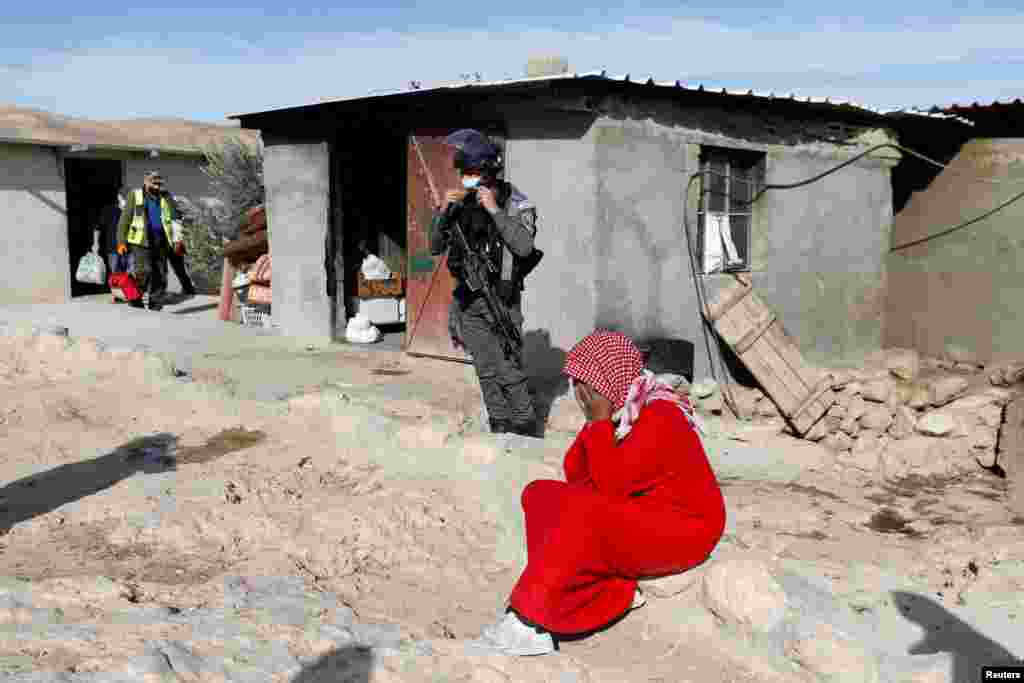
[454,296,535,428]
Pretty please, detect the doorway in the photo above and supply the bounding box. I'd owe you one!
[65,158,123,297]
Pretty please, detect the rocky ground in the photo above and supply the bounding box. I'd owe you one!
[0,330,1022,682]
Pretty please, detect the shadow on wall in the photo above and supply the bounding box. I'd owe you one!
[522,329,569,437]
[0,433,178,536]
[291,645,373,683]
[891,590,1022,680]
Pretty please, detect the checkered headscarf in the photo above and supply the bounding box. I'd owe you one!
[564,330,703,442]
[563,330,644,412]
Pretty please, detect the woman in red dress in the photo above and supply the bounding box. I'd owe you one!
[478,330,726,656]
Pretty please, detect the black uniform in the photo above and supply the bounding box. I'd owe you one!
[430,182,539,435]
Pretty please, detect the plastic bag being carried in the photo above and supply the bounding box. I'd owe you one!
[75,230,107,285]
[345,313,382,344]
[360,254,392,281]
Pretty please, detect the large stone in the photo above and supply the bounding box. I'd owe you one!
[887,348,921,381]
[846,395,868,421]
[889,406,917,440]
[968,426,998,451]
[691,379,718,399]
[882,436,970,480]
[823,431,854,453]
[701,559,787,633]
[860,406,894,432]
[988,361,1024,387]
[916,411,958,437]
[929,376,970,407]
[804,419,830,442]
[862,379,893,404]
[830,370,855,389]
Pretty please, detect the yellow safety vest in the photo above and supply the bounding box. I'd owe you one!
[125,189,175,246]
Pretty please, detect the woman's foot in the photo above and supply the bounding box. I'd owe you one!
[479,612,555,656]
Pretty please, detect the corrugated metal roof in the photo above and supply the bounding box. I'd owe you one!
[938,98,1024,114]
[228,69,972,125]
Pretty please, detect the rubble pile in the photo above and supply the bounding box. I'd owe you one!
[686,348,1022,482]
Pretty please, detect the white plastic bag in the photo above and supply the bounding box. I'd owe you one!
[344,314,382,344]
[360,254,392,281]
[75,230,107,285]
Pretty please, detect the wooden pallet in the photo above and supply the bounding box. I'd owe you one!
[706,274,836,436]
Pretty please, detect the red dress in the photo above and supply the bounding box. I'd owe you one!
[508,400,726,635]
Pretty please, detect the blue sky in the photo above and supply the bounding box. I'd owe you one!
[2,3,1023,122]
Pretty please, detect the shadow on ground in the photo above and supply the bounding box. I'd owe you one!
[0,433,178,536]
[892,590,1023,680]
[291,645,374,683]
[523,329,569,438]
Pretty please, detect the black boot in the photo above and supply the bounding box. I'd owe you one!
[489,419,510,434]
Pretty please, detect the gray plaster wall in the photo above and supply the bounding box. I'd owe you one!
[508,115,895,382]
[886,138,1024,364]
[264,141,338,344]
[0,143,71,304]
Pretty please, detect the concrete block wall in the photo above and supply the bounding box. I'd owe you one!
[264,141,338,344]
[508,114,896,382]
[0,143,71,304]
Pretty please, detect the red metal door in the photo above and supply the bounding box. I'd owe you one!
[404,130,470,361]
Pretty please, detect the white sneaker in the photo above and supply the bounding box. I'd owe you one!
[479,612,555,656]
[631,587,647,610]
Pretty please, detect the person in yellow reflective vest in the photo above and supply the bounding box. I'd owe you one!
[116,170,187,311]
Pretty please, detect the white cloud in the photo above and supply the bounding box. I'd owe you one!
[3,15,1023,121]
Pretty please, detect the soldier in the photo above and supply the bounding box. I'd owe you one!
[430,130,542,437]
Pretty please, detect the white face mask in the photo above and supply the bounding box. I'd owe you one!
[462,176,481,190]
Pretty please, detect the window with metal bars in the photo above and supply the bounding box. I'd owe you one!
[697,146,766,274]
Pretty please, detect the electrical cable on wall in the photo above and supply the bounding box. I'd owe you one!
[683,142,1024,420]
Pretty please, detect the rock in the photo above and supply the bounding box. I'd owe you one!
[916,411,958,437]
[887,348,921,381]
[882,436,970,480]
[975,448,998,468]
[988,361,1024,387]
[860,406,894,432]
[979,405,1003,429]
[984,387,1016,406]
[786,623,881,683]
[862,379,893,403]
[968,426,997,451]
[890,407,917,440]
[701,559,787,633]
[840,414,861,437]
[755,397,780,418]
[823,431,854,453]
[847,395,869,421]
[827,403,847,419]
[698,392,724,415]
[954,361,980,373]
[929,376,969,407]
[936,358,955,370]
[640,567,704,599]
[830,370,855,389]
[907,385,932,410]
[803,419,830,442]
[845,381,865,397]
[691,379,718,399]
[944,343,977,365]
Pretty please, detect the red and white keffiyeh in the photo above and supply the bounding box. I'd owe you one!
[563,330,702,442]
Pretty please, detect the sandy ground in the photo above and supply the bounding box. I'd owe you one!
[0,329,1022,682]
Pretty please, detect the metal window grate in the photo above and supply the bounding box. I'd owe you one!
[696,147,765,274]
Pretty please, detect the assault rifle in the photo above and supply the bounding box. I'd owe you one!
[445,195,523,359]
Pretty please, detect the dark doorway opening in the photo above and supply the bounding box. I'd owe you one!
[65,158,122,297]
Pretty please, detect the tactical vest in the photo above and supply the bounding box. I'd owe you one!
[125,189,174,246]
[447,185,520,302]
